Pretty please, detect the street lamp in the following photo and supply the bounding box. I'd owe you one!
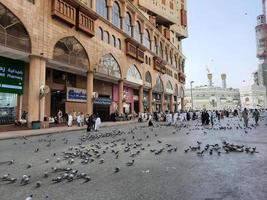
[190,81,194,111]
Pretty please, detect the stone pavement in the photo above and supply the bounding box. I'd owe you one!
[0,117,266,200]
[0,120,138,140]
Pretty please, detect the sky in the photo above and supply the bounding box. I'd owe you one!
[183,0,262,89]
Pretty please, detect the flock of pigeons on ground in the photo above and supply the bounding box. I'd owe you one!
[0,118,261,199]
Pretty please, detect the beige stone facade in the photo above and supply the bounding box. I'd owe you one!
[0,0,187,126]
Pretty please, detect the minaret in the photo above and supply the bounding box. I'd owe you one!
[221,73,227,89]
[207,73,213,87]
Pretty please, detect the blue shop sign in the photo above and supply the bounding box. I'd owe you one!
[67,87,87,103]
[94,97,112,105]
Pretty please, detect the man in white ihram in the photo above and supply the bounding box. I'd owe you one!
[94,114,101,131]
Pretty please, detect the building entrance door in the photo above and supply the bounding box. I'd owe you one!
[51,90,66,117]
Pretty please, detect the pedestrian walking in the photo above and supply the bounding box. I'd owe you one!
[253,109,260,125]
[57,109,63,124]
[67,113,73,127]
[80,112,85,126]
[148,114,154,127]
[264,109,267,125]
[242,108,249,128]
[77,113,81,127]
[94,114,101,131]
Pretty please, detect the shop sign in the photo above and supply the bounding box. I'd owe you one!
[67,87,87,102]
[94,97,112,105]
[0,57,25,94]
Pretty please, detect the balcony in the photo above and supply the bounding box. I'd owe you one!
[52,0,97,36]
[52,0,76,26]
[178,72,186,84]
[125,38,145,63]
[153,56,167,74]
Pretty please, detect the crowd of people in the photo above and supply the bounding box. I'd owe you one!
[137,108,267,128]
[56,110,102,132]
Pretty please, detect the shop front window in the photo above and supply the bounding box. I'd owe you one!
[0,93,17,124]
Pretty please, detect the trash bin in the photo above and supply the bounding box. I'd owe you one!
[32,121,41,129]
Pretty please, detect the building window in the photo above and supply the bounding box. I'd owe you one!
[170,50,173,65]
[159,42,164,59]
[135,21,142,43]
[155,76,164,92]
[127,65,142,80]
[125,12,132,36]
[98,54,121,78]
[53,37,89,69]
[111,35,116,47]
[112,2,121,28]
[165,47,168,62]
[96,0,108,19]
[103,31,109,43]
[97,27,103,40]
[144,29,151,49]
[145,71,152,85]
[117,38,121,49]
[153,36,158,54]
[149,57,151,65]
[0,3,31,52]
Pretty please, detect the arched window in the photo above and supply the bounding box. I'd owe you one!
[117,38,121,50]
[165,47,168,62]
[103,31,109,43]
[0,3,31,52]
[144,29,151,49]
[145,56,148,64]
[97,27,103,40]
[111,35,116,47]
[182,59,185,73]
[96,0,108,19]
[135,21,142,43]
[53,37,89,69]
[170,50,173,65]
[159,42,164,59]
[98,54,121,78]
[154,76,163,92]
[127,65,142,84]
[145,71,152,85]
[125,12,132,36]
[153,36,158,54]
[149,58,151,65]
[166,81,173,91]
[112,2,121,28]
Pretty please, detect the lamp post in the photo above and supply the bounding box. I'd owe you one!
[190,81,194,111]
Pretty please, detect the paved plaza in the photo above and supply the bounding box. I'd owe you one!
[0,117,267,200]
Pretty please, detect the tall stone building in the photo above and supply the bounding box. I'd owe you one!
[0,0,188,126]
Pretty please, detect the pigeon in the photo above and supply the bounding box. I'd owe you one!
[126,160,135,166]
[25,195,33,200]
[35,181,41,188]
[114,167,120,173]
[83,176,91,183]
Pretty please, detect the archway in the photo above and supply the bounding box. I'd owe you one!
[98,53,121,79]
[53,37,89,70]
[0,3,31,53]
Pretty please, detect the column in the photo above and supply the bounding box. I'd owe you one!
[170,94,174,113]
[138,85,144,113]
[107,0,112,22]
[92,0,96,10]
[118,80,124,114]
[16,95,22,120]
[27,56,46,127]
[161,92,165,112]
[86,71,94,115]
[148,88,153,113]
